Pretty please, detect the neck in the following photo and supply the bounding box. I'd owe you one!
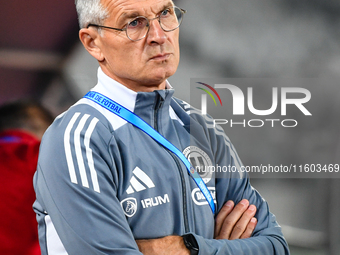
[100,68,167,93]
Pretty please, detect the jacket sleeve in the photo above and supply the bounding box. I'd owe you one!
[191,177,290,254]
[33,110,143,255]
[189,116,290,255]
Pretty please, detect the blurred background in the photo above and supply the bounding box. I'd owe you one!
[1,0,339,254]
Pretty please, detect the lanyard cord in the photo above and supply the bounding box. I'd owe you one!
[84,91,215,214]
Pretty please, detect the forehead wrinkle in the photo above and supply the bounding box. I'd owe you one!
[103,0,175,26]
[148,1,174,16]
[119,0,174,20]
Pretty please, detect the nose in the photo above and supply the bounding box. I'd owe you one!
[146,18,167,45]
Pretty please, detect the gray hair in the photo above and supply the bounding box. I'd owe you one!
[75,0,109,29]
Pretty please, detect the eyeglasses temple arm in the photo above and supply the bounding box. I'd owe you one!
[87,24,125,32]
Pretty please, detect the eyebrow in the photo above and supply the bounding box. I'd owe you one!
[122,12,140,20]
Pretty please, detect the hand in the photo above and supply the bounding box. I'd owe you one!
[214,199,257,240]
[136,235,190,255]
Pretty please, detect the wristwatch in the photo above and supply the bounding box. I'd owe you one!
[182,233,199,255]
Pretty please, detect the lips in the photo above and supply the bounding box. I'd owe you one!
[149,53,171,61]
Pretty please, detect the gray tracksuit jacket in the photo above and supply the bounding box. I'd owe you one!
[33,68,289,254]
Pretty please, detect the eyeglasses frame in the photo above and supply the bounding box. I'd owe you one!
[87,6,187,41]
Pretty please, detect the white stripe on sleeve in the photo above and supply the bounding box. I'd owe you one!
[64,112,81,184]
[84,117,100,193]
[74,114,90,188]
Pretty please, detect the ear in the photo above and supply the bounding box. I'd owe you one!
[79,28,105,62]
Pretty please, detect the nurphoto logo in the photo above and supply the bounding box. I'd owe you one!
[195,81,312,128]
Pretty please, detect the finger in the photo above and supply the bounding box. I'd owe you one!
[240,217,257,239]
[229,204,257,240]
[214,200,234,238]
[216,199,249,240]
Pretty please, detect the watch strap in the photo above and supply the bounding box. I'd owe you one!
[182,233,199,255]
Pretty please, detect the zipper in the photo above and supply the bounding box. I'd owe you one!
[153,93,190,233]
[168,151,190,233]
[154,94,164,131]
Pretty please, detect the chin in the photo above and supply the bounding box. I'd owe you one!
[154,64,178,80]
[141,60,178,86]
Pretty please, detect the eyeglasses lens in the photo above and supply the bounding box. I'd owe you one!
[126,7,183,41]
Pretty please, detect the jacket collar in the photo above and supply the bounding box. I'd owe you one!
[92,67,175,128]
[94,67,138,112]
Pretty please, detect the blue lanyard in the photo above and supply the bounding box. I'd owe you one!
[84,91,215,214]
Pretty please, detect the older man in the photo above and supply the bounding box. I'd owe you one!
[33,0,290,254]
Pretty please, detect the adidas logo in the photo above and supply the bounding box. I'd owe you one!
[126,167,155,194]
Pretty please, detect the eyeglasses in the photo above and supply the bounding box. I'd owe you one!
[87,6,186,42]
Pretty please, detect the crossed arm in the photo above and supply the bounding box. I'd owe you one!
[136,199,257,255]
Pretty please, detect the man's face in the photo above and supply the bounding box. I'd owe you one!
[97,0,180,92]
